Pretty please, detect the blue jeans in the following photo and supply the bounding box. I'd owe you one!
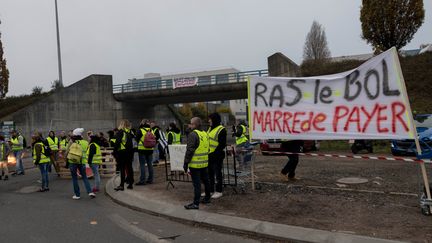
[90,164,101,190]
[38,163,49,189]
[14,150,24,174]
[138,153,153,183]
[69,163,92,197]
[152,147,159,163]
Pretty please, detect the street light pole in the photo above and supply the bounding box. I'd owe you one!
[54,0,63,87]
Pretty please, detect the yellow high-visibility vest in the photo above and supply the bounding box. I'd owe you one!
[189,130,209,169]
[33,142,50,164]
[207,125,225,153]
[168,131,181,144]
[86,142,102,164]
[46,137,59,151]
[11,136,23,151]
[235,125,248,145]
[138,128,154,151]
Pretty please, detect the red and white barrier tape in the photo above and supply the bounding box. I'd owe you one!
[237,149,432,164]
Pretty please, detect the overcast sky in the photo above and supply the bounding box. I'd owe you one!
[0,0,431,96]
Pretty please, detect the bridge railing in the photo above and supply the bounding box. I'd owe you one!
[112,69,269,94]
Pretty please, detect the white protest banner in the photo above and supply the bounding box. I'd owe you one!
[248,47,416,140]
[168,145,187,171]
[173,77,198,89]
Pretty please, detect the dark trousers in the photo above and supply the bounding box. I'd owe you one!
[281,154,299,178]
[208,153,224,193]
[117,151,134,187]
[190,167,211,205]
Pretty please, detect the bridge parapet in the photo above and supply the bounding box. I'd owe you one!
[113,69,268,94]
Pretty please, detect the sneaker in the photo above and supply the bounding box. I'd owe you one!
[211,192,223,199]
[38,188,46,192]
[201,192,214,197]
[88,192,96,198]
[72,195,80,200]
[127,184,133,190]
[114,186,124,191]
[288,176,300,181]
[4,176,8,181]
[184,203,199,210]
[135,181,146,186]
[145,180,153,184]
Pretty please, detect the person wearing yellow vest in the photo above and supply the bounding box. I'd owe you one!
[65,128,95,200]
[0,135,10,180]
[233,120,249,171]
[167,122,181,145]
[135,119,155,185]
[32,132,51,192]
[113,120,135,191]
[46,131,60,175]
[183,117,211,210]
[10,130,25,175]
[59,131,68,151]
[87,135,102,193]
[207,113,227,199]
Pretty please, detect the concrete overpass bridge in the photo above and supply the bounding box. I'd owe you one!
[1,69,268,139]
[112,69,268,104]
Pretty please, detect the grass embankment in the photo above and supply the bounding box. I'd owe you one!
[0,93,50,119]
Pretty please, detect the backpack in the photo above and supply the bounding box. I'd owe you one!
[143,130,157,148]
[42,140,52,157]
[67,142,83,163]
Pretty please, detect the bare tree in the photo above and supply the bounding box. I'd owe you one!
[303,21,331,61]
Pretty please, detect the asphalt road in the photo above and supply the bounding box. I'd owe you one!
[0,164,260,243]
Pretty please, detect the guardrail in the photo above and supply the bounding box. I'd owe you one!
[112,69,269,94]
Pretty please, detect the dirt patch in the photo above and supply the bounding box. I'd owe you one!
[142,153,432,242]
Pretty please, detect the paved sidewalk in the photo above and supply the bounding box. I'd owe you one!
[105,176,403,243]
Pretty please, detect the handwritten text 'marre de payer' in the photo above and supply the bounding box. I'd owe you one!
[253,102,409,134]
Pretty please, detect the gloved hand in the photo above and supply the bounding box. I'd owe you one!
[183,163,188,173]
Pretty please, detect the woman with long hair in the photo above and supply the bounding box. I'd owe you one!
[113,119,135,191]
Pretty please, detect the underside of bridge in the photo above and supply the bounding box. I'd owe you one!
[113,82,247,104]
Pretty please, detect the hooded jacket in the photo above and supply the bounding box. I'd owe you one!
[208,113,227,156]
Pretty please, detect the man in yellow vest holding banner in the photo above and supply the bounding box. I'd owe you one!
[183,117,211,210]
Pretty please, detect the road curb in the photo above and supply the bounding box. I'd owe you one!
[105,177,403,243]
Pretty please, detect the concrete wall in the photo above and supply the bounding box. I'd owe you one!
[267,52,300,77]
[1,75,119,139]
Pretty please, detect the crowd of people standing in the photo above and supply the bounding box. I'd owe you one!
[0,114,260,210]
